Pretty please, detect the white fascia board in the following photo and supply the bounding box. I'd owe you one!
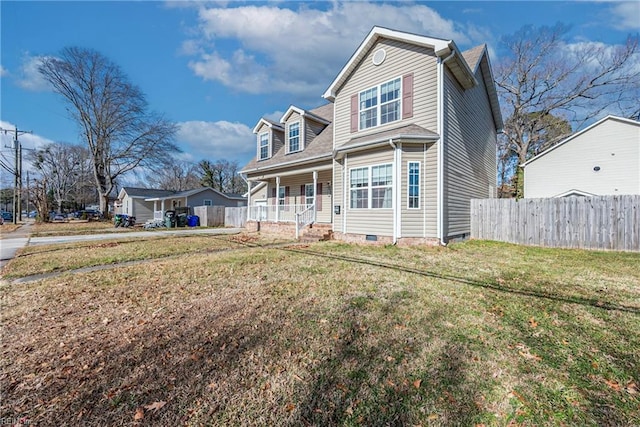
[252,118,284,134]
[280,105,305,123]
[322,26,451,101]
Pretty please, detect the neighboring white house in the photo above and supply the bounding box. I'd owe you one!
[523,116,640,198]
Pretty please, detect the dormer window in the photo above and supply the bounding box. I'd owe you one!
[258,132,270,160]
[287,121,301,153]
[359,77,401,130]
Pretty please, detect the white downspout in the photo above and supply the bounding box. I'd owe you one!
[312,170,318,223]
[389,139,399,244]
[239,173,250,221]
[437,50,456,246]
[275,176,280,223]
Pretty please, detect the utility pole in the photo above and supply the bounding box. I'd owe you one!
[2,126,32,224]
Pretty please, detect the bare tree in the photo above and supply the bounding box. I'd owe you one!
[28,143,90,213]
[495,24,640,197]
[39,47,178,215]
[198,159,246,193]
[145,160,201,191]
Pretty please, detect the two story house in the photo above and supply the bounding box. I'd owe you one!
[241,26,502,244]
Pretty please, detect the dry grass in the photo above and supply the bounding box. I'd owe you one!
[0,224,22,235]
[30,221,124,237]
[1,234,285,279]
[1,238,638,426]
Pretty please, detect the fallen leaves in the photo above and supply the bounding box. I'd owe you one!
[144,400,167,411]
[528,317,538,328]
[133,401,166,421]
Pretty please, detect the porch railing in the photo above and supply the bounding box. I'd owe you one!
[295,204,315,239]
[248,204,313,223]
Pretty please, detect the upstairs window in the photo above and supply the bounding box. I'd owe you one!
[258,132,270,160]
[359,77,401,130]
[287,122,301,153]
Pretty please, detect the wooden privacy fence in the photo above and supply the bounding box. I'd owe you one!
[193,206,246,228]
[225,207,247,228]
[471,195,640,251]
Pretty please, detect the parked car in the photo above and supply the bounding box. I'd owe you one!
[75,209,102,220]
[1,211,13,222]
[28,211,37,218]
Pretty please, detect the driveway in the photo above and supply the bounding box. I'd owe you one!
[0,225,244,270]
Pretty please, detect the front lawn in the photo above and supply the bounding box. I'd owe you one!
[1,238,638,426]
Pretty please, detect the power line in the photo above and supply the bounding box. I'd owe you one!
[1,126,33,223]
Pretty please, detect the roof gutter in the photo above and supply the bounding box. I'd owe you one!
[333,134,438,160]
[240,152,333,175]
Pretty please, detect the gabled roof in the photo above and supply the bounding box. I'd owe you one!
[280,105,331,125]
[252,118,284,134]
[522,115,640,167]
[323,26,477,101]
[144,186,246,201]
[119,187,175,199]
[241,103,334,174]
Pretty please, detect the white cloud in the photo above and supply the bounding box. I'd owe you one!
[16,55,52,92]
[185,2,477,99]
[0,121,55,152]
[264,110,285,122]
[176,120,255,163]
[0,65,8,77]
[609,2,640,31]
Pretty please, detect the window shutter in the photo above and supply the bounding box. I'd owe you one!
[402,73,414,119]
[300,185,306,204]
[271,188,276,205]
[350,94,358,133]
[316,183,323,211]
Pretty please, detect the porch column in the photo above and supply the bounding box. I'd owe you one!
[275,176,280,223]
[312,170,318,222]
[246,179,252,221]
[161,199,165,214]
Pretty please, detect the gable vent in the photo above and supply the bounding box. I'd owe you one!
[372,48,386,66]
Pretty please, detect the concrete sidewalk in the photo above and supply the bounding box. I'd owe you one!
[0,222,34,270]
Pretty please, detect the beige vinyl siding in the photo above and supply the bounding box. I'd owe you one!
[264,169,333,224]
[272,129,284,155]
[333,158,344,231]
[252,184,268,201]
[333,39,438,149]
[306,119,327,148]
[442,61,497,238]
[400,143,437,237]
[343,148,395,236]
[524,119,640,197]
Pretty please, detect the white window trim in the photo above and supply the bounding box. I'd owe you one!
[278,186,286,207]
[407,161,420,209]
[304,183,314,207]
[359,76,402,131]
[349,163,394,210]
[287,121,302,154]
[258,131,271,160]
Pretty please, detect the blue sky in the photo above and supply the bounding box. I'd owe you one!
[1,1,638,186]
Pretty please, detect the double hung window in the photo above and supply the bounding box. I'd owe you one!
[359,77,401,130]
[259,132,269,160]
[288,122,300,153]
[349,164,393,209]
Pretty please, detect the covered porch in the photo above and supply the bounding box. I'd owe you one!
[245,166,333,239]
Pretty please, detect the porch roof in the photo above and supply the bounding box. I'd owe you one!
[334,124,439,157]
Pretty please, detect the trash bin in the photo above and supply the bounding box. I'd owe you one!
[187,215,199,227]
[164,210,176,228]
[177,213,188,227]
